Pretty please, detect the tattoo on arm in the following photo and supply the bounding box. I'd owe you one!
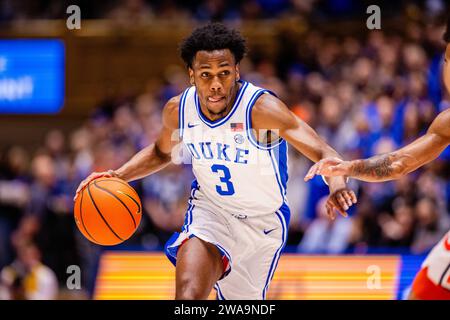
[350,152,419,181]
[351,154,395,178]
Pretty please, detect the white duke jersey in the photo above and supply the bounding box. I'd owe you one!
[178,80,288,217]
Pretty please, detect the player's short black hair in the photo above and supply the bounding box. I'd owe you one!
[180,22,247,68]
[444,16,450,43]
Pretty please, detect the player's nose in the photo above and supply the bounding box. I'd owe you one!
[209,77,223,92]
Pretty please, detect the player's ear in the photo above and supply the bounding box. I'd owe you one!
[235,64,240,82]
[188,68,194,85]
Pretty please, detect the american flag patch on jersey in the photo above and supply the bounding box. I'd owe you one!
[230,123,243,131]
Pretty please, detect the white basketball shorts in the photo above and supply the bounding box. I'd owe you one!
[165,180,290,300]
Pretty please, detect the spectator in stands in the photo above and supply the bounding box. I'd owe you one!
[411,196,450,254]
[0,242,58,300]
[0,146,30,269]
[378,197,416,248]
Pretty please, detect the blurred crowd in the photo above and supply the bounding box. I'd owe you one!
[1,0,450,300]
[0,0,447,24]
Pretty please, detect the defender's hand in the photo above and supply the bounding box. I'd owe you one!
[304,157,352,181]
[325,188,357,220]
[73,170,116,201]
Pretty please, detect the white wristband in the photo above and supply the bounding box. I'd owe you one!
[321,175,349,185]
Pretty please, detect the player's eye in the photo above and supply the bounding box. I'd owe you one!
[201,72,210,78]
[220,70,230,76]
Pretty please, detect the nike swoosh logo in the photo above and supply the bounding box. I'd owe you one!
[187,122,199,128]
[444,234,450,251]
[263,228,277,235]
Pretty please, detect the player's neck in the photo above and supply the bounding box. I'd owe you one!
[200,82,241,122]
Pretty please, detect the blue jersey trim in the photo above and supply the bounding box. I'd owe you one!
[245,89,284,150]
[216,243,232,265]
[183,179,199,233]
[214,284,226,300]
[268,141,288,202]
[194,80,248,128]
[164,232,180,266]
[215,243,232,281]
[262,205,290,299]
[268,148,285,201]
[271,141,288,194]
[178,87,190,140]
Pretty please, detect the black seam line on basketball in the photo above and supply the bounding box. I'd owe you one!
[79,187,98,244]
[102,178,140,199]
[103,178,139,197]
[87,183,124,241]
[96,179,142,213]
[116,190,141,214]
[93,180,137,228]
[438,262,450,286]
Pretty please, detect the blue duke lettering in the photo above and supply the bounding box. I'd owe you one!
[186,142,249,164]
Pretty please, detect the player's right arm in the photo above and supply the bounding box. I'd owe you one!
[304,109,450,182]
[73,95,180,201]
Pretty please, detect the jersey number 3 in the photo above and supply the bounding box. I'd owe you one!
[211,164,235,196]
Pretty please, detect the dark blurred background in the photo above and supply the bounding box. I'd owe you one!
[0,0,449,299]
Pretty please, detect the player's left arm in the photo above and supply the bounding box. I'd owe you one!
[251,93,357,219]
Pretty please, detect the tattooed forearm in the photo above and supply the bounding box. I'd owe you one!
[351,154,395,178]
[349,153,416,182]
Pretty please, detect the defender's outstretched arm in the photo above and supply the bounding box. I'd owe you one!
[304,44,450,183]
[304,111,449,182]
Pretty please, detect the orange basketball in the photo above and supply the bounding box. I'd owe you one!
[74,177,142,246]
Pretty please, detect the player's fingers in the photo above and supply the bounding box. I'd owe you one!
[74,179,90,201]
[87,172,112,184]
[327,199,339,220]
[74,172,112,201]
[329,204,337,220]
[316,161,325,174]
[306,164,320,181]
[304,163,319,181]
[342,191,354,207]
[75,179,88,197]
[349,190,357,203]
[335,192,349,211]
[79,173,96,191]
[330,197,348,218]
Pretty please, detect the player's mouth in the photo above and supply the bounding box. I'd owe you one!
[207,96,225,104]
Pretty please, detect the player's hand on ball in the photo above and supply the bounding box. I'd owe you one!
[326,188,357,220]
[304,157,352,181]
[73,170,117,201]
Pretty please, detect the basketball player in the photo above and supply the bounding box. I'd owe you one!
[74,23,357,300]
[304,20,450,299]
